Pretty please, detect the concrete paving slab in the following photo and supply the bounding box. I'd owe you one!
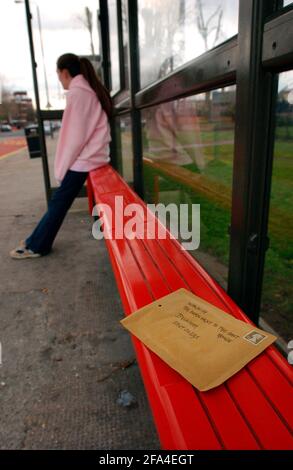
[0,143,159,450]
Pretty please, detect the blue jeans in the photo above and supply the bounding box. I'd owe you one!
[25,169,89,255]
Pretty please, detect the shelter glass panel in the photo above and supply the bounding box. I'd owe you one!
[261,70,293,343]
[115,114,133,183]
[109,0,120,92]
[142,85,236,289]
[138,0,239,89]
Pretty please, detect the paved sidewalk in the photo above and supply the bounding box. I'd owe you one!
[0,142,159,449]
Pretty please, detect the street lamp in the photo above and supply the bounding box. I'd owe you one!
[15,0,51,110]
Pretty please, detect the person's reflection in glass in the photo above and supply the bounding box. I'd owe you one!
[144,56,205,171]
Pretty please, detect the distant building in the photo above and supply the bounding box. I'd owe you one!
[12,91,34,127]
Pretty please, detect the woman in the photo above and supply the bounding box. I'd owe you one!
[10,53,112,259]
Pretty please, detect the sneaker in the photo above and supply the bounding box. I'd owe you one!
[10,242,41,259]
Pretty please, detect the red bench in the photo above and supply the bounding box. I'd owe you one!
[87,164,293,450]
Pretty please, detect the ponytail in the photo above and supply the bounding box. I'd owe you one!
[57,53,112,119]
[79,57,112,119]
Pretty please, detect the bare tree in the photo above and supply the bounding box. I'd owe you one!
[0,78,13,122]
[141,2,180,84]
[195,1,224,122]
[77,6,96,57]
[140,0,224,85]
[195,0,223,52]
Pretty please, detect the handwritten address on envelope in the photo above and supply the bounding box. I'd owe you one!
[121,288,276,391]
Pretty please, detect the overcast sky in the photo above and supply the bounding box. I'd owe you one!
[0,0,101,108]
[0,0,292,110]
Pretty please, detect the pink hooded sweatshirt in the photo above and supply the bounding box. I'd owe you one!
[54,74,111,183]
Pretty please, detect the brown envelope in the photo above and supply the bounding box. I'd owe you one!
[120,288,276,391]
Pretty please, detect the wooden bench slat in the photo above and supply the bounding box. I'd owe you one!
[245,355,293,431]
[227,369,293,449]
[193,385,261,449]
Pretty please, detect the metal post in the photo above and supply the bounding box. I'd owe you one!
[117,0,125,90]
[24,0,51,205]
[98,0,119,170]
[98,0,111,90]
[127,0,144,198]
[35,5,51,110]
[228,0,279,323]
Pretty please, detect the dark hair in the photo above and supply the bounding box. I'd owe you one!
[57,53,112,119]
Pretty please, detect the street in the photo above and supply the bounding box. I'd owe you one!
[0,130,27,159]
